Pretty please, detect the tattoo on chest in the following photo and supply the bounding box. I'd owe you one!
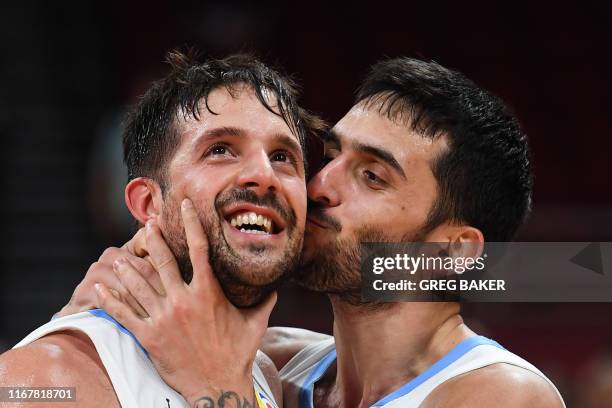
[193,390,255,408]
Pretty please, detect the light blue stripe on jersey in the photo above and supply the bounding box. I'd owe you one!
[371,336,505,406]
[89,308,148,357]
[299,349,337,408]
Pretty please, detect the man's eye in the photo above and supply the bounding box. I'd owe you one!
[271,150,294,163]
[211,145,228,155]
[206,144,232,157]
[364,170,384,184]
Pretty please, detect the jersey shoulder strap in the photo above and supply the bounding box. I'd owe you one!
[15,310,282,408]
[252,355,280,408]
[279,337,336,408]
[376,336,565,407]
[14,310,187,407]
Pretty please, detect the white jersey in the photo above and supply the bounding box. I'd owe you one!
[279,335,565,407]
[14,310,279,408]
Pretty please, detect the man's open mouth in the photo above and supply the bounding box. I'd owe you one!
[223,204,286,236]
[230,211,273,234]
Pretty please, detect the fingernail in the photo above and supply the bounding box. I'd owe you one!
[94,283,101,293]
[113,259,125,270]
[182,198,193,210]
[146,219,154,230]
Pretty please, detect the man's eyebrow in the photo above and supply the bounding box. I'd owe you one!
[199,126,246,141]
[191,126,245,154]
[321,129,341,146]
[271,132,304,158]
[353,141,407,180]
[324,128,406,180]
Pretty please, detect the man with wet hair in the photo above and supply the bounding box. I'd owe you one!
[0,51,323,408]
[268,57,563,407]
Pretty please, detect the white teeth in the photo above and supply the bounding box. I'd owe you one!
[239,228,267,235]
[229,211,274,234]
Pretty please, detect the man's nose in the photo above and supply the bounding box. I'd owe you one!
[306,158,342,208]
[236,150,282,196]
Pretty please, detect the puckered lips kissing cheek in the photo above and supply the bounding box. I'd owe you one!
[304,204,343,254]
[306,203,342,233]
[221,202,289,249]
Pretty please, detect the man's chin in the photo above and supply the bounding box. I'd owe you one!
[221,281,276,308]
[293,263,333,292]
[236,263,285,287]
[301,237,324,264]
[210,249,296,306]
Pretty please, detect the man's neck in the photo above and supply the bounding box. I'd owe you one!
[328,297,474,408]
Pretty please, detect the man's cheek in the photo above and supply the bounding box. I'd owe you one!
[291,185,308,222]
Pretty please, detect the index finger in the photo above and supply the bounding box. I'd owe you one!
[180,198,222,295]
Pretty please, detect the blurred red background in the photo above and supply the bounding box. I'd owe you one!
[0,1,610,405]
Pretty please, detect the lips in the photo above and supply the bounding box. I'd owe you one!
[306,210,341,232]
[307,215,328,229]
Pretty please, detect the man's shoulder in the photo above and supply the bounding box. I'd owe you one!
[0,331,120,407]
[261,327,332,370]
[0,332,88,385]
[421,363,564,408]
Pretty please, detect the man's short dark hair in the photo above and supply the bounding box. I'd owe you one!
[123,50,322,189]
[356,57,533,241]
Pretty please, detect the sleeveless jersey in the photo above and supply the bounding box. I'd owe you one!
[14,310,279,408]
[279,335,565,407]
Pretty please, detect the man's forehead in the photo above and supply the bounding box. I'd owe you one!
[204,84,282,113]
[175,85,298,143]
[331,104,445,160]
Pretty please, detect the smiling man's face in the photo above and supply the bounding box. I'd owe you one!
[159,84,307,307]
[298,101,447,300]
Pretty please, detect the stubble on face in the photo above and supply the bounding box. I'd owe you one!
[161,188,303,307]
[297,203,427,306]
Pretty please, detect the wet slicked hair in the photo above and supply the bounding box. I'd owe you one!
[357,57,533,241]
[123,50,323,189]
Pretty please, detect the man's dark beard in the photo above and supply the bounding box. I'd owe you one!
[297,206,427,306]
[297,228,387,305]
[162,188,303,308]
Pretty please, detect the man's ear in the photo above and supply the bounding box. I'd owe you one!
[426,224,484,259]
[447,226,485,259]
[124,177,162,225]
